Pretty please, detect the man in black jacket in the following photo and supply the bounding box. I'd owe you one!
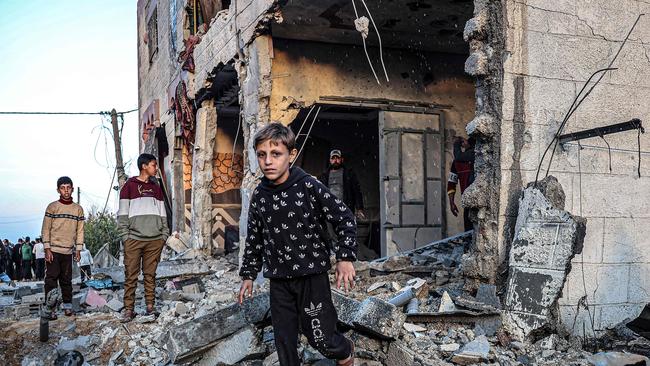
[318,149,365,219]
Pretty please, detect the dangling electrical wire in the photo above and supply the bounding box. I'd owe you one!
[229,112,243,174]
[351,0,381,85]
[359,0,389,82]
[292,106,322,167]
[599,134,612,172]
[295,105,316,139]
[534,13,645,185]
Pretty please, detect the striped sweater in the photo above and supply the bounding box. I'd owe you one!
[117,177,169,242]
[41,199,85,255]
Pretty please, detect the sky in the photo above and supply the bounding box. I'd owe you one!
[0,1,140,241]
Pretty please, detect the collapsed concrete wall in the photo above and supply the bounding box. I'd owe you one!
[461,0,506,285]
[500,0,650,337]
[503,176,586,340]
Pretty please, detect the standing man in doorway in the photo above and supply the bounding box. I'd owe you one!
[318,149,365,220]
[447,137,475,232]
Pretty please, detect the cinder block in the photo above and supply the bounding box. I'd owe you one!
[593,264,629,305]
[558,304,596,337]
[628,264,650,303]
[596,303,645,331]
[602,218,636,263]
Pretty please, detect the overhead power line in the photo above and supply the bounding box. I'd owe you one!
[0,108,138,116]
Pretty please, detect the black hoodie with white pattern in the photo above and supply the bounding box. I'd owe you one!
[239,167,357,280]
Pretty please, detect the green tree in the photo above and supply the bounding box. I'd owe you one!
[84,208,120,257]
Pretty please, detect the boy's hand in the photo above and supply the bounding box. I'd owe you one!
[45,248,53,263]
[75,250,81,262]
[335,261,356,292]
[238,280,254,304]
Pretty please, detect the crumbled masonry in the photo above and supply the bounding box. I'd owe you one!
[3,231,650,365]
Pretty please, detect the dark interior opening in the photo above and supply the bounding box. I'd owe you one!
[289,105,381,260]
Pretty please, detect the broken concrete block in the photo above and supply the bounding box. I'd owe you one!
[164,292,269,362]
[372,255,410,272]
[14,305,30,319]
[403,323,426,333]
[136,314,157,323]
[438,291,457,313]
[463,9,488,42]
[161,290,184,301]
[175,302,189,316]
[476,284,500,309]
[439,343,460,352]
[331,290,361,328]
[20,293,44,304]
[366,281,386,293]
[105,298,124,312]
[197,325,264,366]
[84,289,107,308]
[465,50,488,76]
[56,335,98,356]
[13,286,32,299]
[353,297,405,340]
[182,283,201,294]
[451,335,490,365]
[93,259,211,283]
[504,176,586,339]
[384,341,416,366]
[587,352,650,366]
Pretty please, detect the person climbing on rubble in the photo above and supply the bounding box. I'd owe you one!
[118,153,169,323]
[318,149,365,220]
[447,136,476,232]
[239,123,357,366]
[41,176,85,318]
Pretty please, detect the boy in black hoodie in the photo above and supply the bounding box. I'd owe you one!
[239,123,357,366]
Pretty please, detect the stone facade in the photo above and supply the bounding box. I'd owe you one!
[499,0,650,337]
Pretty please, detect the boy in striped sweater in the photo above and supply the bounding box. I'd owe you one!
[41,176,85,318]
[118,153,169,322]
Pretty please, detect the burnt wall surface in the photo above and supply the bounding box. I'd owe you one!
[501,0,650,337]
[270,38,476,235]
[461,0,506,285]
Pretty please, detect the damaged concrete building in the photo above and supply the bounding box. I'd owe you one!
[137,0,650,342]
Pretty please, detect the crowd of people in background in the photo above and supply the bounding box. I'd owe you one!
[0,236,50,283]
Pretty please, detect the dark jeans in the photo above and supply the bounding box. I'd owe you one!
[270,273,352,365]
[44,253,73,305]
[22,260,32,280]
[80,265,92,282]
[463,206,473,232]
[35,258,45,280]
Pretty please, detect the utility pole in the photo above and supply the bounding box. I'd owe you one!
[77,187,81,204]
[110,109,128,188]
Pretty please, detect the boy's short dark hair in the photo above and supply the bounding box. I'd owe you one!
[57,176,73,188]
[137,153,157,171]
[254,123,296,151]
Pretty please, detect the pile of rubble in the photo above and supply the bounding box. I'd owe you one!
[2,227,650,365]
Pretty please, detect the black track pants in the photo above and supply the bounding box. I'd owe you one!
[270,273,352,365]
